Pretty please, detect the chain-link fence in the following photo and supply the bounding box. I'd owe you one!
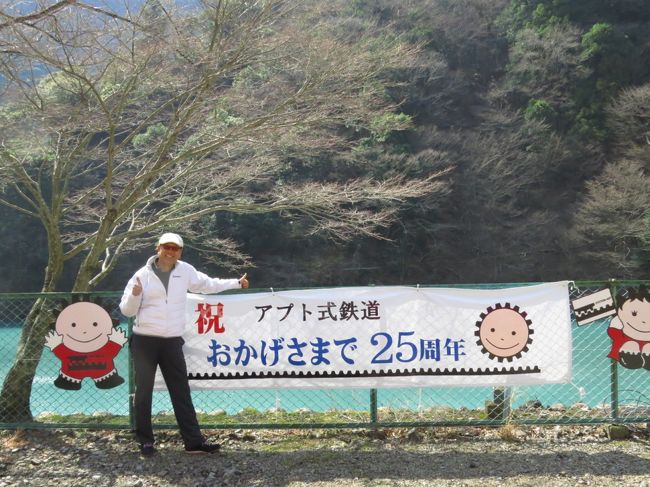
[0,281,649,430]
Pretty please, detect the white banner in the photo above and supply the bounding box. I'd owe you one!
[156,282,572,390]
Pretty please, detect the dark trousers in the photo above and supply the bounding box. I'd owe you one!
[130,334,204,447]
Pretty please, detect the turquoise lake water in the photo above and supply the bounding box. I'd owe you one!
[2,320,650,417]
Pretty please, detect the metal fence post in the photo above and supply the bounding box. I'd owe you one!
[370,388,378,425]
[610,359,619,421]
[127,317,135,431]
[608,280,619,421]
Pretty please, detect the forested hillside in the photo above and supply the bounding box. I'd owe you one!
[1,0,649,292]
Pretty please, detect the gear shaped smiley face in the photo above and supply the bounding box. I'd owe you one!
[475,303,533,362]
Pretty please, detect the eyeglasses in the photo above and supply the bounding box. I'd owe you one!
[160,244,182,252]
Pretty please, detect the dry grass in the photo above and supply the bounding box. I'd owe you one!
[1,428,29,449]
[497,423,521,442]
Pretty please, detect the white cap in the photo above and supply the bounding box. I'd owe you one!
[157,232,183,248]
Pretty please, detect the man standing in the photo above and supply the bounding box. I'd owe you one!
[120,232,249,456]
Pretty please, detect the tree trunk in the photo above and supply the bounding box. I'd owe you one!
[0,248,63,423]
[0,297,57,422]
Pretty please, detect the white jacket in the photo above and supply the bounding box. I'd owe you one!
[119,256,241,337]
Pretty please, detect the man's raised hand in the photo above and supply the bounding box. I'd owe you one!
[239,273,249,289]
[132,277,143,296]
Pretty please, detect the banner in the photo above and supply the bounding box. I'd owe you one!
[156,282,572,390]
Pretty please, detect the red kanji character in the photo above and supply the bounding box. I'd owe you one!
[195,302,225,334]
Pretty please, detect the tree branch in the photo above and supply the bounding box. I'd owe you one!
[0,0,141,31]
[0,1,77,30]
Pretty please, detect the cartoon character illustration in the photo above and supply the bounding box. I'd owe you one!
[475,303,533,362]
[608,286,650,370]
[45,300,127,390]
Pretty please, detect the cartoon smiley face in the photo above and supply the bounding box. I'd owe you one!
[55,302,114,353]
[617,297,650,341]
[475,304,533,362]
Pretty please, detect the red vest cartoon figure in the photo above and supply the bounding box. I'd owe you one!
[607,286,650,370]
[44,300,127,389]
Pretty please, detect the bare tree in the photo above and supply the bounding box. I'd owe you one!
[496,24,587,111]
[442,111,575,282]
[0,0,447,421]
[571,83,650,277]
[571,155,650,277]
[606,83,650,151]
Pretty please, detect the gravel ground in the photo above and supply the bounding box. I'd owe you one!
[1,425,650,486]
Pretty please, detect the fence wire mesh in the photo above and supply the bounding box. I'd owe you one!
[0,281,648,430]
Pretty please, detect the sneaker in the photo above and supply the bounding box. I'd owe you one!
[184,441,221,454]
[139,443,156,457]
